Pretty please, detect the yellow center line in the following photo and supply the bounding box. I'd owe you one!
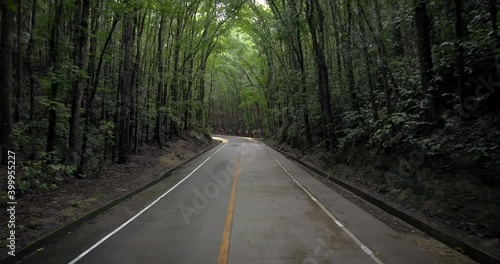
[217,143,242,264]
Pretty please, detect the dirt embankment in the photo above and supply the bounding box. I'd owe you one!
[0,136,215,254]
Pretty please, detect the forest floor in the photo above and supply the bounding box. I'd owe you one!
[0,135,215,255]
[266,133,500,262]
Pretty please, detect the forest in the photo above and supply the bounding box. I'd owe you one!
[1,0,499,260]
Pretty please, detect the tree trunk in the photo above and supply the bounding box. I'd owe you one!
[374,0,393,115]
[414,0,436,121]
[0,2,15,164]
[489,0,500,107]
[345,0,362,114]
[69,0,90,171]
[13,0,23,122]
[118,12,133,164]
[490,0,500,76]
[392,1,405,57]
[80,12,119,171]
[169,18,182,141]
[306,0,337,150]
[153,16,164,147]
[27,0,36,122]
[290,0,311,145]
[132,13,146,154]
[298,36,312,146]
[46,0,64,154]
[454,0,466,104]
[357,0,378,121]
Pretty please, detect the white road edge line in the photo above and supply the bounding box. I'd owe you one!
[68,143,227,264]
[265,149,384,264]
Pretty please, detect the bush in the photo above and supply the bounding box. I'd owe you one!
[19,152,76,194]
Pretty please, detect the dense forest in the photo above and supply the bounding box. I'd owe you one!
[0,0,499,257]
[0,0,247,182]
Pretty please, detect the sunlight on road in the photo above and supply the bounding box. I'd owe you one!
[212,136,228,143]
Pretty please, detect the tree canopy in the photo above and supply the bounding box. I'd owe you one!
[0,0,499,197]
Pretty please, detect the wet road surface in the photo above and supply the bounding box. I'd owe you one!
[19,136,440,264]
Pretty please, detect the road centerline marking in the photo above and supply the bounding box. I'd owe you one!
[217,143,242,264]
[68,143,227,264]
[265,149,384,264]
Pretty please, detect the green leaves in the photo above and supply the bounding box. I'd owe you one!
[4,0,18,12]
[99,121,116,137]
[19,153,76,194]
[39,97,71,120]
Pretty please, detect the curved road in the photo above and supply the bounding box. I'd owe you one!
[19,136,440,264]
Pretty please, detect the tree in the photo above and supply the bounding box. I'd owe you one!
[153,15,165,147]
[68,0,90,169]
[0,1,15,165]
[454,0,466,104]
[13,0,23,122]
[118,7,134,164]
[414,0,436,121]
[357,0,378,121]
[306,0,337,149]
[46,0,64,153]
[5,0,499,204]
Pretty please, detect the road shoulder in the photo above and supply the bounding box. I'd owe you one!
[264,146,475,264]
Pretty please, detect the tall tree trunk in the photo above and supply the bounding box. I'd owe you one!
[298,36,312,146]
[128,12,140,154]
[153,16,164,147]
[306,0,337,150]
[357,0,378,121]
[290,0,311,145]
[414,0,436,121]
[197,55,208,124]
[207,72,214,129]
[69,0,90,171]
[392,1,405,57]
[13,0,23,122]
[132,13,146,153]
[80,12,119,171]
[0,2,15,164]
[46,0,64,154]
[118,11,133,164]
[169,18,182,141]
[27,0,36,122]
[490,0,500,76]
[329,0,344,90]
[454,0,466,104]
[345,0,362,114]
[489,0,500,107]
[183,56,195,131]
[374,0,393,115]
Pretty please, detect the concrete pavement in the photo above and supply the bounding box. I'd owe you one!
[17,136,441,264]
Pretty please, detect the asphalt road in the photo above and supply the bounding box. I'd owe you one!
[18,135,440,264]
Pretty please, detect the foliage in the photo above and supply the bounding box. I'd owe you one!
[19,153,76,193]
[2,0,499,201]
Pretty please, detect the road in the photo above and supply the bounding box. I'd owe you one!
[19,136,440,264]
